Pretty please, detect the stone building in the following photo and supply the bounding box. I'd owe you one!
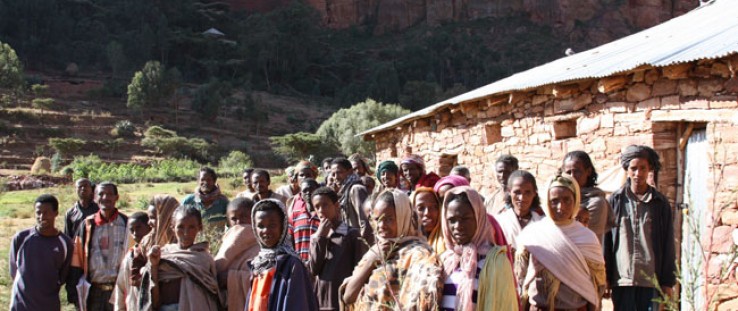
[361,1,738,309]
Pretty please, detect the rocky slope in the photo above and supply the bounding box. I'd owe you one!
[228,0,698,45]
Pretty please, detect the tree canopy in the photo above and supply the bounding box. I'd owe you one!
[0,41,23,90]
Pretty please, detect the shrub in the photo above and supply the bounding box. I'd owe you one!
[141,126,211,162]
[110,120,136,138]
[48,137,86,156]
[218,150,254,177]
[65,155,201,184]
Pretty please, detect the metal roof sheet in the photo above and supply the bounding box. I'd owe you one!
[361,0,738,137]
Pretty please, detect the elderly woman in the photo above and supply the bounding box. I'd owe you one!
[440,186,518,311]
[515,174,605,311]
[412,187,445,254]
[400,154,440,193]
[341,189,443,310]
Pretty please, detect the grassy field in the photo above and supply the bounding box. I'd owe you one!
[0,178,254,310]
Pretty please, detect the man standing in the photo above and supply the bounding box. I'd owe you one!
[331,158,372,243]
[10,194,73,311]
[182,167,229,227]
[604,145,675,311]
[251,169,288,205]
[484,154,519,215]
[399,154,440,193]
[64,178,99,238]
[70,182,129,311]
[237,168,256,199]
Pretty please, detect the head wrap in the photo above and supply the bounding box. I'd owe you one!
[433,175,470,194]
[542,173,581,226]
[375,189,422,244]
[401,154,425,172]
[375,160,399,181]
[411,187,445,254]
[250,199,297,274]
[285,166,296,178]
[440,186,498,311]
[141,195,179,252]
[295,160,319,178]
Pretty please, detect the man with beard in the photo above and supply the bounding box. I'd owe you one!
[330,158,373,243]
[69,182,130,311]
[182,167,229,227]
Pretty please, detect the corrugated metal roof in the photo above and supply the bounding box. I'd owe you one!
[361,0,738,137]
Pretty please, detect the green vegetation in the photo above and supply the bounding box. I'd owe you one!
[65,155,201,184]
[48,137,86,157]
[270,132,335,163]
[141,125,211,162]
[218,150,254,178]
[0,41,23,91]
[127,61,180,117]
[110,120,136,138]
[317,99,410,156]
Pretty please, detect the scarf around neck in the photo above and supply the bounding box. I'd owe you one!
[250,199,298,275]
[195,185,223,207]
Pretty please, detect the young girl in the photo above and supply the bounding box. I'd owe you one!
[247,199,318,311]
[494,170,544,253]
[341,189,443,311]
[113,212,152,311]
[143,205,220,311]
[440,186,518,311]
[412,187,446,254]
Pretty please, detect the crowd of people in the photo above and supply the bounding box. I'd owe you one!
[8,145,675,311]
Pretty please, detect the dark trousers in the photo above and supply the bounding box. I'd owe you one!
[87,285,114,311]
[611,286,657,311]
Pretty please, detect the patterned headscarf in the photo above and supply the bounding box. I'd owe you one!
[295,160,318,178]
[250,199,297,274]
[542,173,581,226]
[375,160,399,181]
[401,154,425,172]
[433,175,470,194]
[440,186,496,311]
[141,195,179,252]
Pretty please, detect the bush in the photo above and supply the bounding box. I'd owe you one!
[48,137,86,156]
[141,126,211,162]
[218,150,254,177]
[270,132,336,163]
[65,155,201,184]
[110,120,136,138]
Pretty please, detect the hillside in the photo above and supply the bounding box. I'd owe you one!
[0,73,333,171]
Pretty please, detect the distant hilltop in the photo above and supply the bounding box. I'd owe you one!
[223,0,697,37]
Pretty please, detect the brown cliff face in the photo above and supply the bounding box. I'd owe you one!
[225,0,697,43]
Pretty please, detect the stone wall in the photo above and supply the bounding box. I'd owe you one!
[370,54,738,308]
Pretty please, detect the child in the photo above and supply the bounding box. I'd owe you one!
[143,205,220,311]
[248,199,318,311]
[216,197,259,311]
[113,212,152,311]
[9,194,73,311]
[308,187,367,311]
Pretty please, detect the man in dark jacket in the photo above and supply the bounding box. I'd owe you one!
[604,145,676,311]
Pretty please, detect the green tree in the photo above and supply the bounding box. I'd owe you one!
[316,99,410,156]
[126,61,172,117]
[106,41,127,78]
[32,98,54,120]
[48,137,86,157]
[218,150,254,177]
[190,79,231,121]
[0,41,23,89]
[270,132,337,163]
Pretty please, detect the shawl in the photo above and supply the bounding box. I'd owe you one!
[295,160,319,177]
[433,175,470,194]
[250,199,298,275]
[195,185,226,208]
[440,186,495,311]
[343,239,443,311]
[416,172,441,189]
[411,187,445,254]
[376,160,399,183]
[401,154,425,170]
[377,189,423,245]
[338,173,362,206]
[141,195,179,253]
[476,246,520,311]
[248,254,319,311]
[215,224,260,311]
[517,174,603,309]
[495,207,543,251]
[140,243,220,311]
